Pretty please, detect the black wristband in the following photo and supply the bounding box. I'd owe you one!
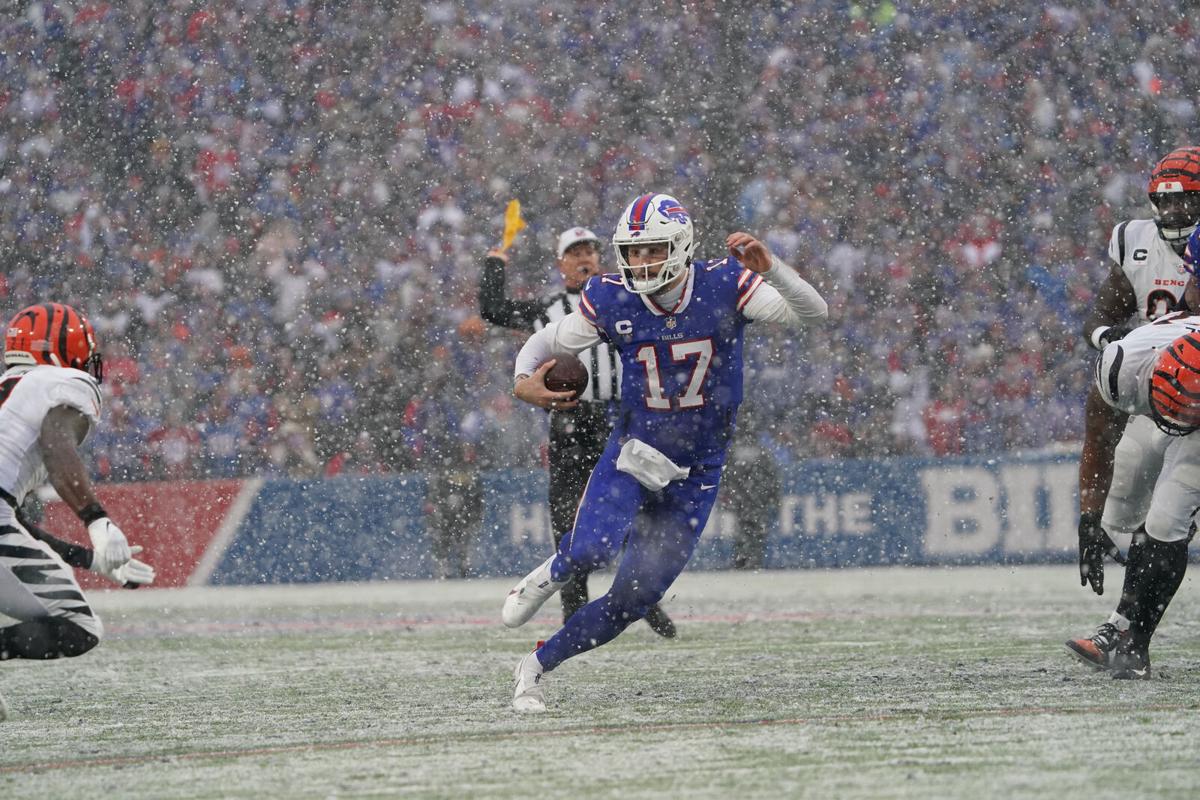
[1079,510,1102,528]
[78,502,108,525]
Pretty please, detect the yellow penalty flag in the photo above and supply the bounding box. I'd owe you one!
[501,199,526,252]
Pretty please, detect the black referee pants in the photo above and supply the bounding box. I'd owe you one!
[548,402,612,621]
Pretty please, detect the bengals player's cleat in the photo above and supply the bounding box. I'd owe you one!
[1066,622,1128,670]
[502,555,567,628]
[1110,639,1152,680]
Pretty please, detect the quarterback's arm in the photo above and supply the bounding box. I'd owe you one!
[740,255,828,326]
[1078,385,1128,516]
[1083,265,1137,349]
[512,313,601,410]
[513,313,602,378]
[725,232,827,326]
[479,250,546,331]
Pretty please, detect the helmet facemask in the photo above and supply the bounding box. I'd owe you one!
[1147,147,1200,255]
[1151,190,1200,255]
[615,239,688,294]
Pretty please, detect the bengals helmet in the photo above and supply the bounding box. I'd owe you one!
[4,303,103,381]
[1149,332,1200,435]
[1147,147,1200,255]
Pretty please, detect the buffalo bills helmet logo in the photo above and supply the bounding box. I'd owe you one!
[657,198,689,224]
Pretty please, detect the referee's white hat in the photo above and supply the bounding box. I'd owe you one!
[556,227,601,258]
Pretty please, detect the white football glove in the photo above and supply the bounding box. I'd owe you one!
[89,544,156,587]
[87,517,132,574]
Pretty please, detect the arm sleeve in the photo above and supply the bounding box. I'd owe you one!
[740,255,828,326]
[514,312,603,378]
[479,255,547,331]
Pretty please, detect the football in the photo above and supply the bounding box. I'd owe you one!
[542,354,589,398]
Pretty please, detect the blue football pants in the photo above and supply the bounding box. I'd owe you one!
[537,444,721,671]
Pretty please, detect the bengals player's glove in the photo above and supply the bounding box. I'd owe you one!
[89,544,156,588]
[1078,510,1126,595]
[86,516,132,574]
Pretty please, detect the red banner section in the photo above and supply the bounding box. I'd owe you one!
[43,480,244,589]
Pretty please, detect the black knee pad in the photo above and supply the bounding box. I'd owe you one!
[0,617,100,660]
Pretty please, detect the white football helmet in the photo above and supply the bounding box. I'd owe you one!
[612,193,696,294]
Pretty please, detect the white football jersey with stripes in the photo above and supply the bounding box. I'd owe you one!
[1096,313,1200,417]
[1101,221,1191,536]
[1095,313,1200,542]
[1108,219,1189,322]
[0,365,102,518]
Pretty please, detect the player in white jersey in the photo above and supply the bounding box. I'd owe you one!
[1068,148,1200,671]
[0,303,153,721]
[1073,303,1200,679]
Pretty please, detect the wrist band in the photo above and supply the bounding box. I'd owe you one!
[1090,326,1111,350]
[78,502,108,525]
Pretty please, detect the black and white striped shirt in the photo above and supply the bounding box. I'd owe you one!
[479,255,620,402]
[534,291,620,402]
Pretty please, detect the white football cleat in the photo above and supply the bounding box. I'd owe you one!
[502,555,567,628]
[512,651,547,712]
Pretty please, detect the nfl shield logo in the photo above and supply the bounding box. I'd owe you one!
[665,317,677,329]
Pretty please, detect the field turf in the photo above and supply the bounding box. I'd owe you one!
[2,566,1197,799]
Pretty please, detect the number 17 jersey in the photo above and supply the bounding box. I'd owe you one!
[578,257,763,467]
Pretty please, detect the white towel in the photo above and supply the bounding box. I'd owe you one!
[615,439,690,491]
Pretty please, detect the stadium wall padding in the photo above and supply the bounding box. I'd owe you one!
[47,452,1084,587]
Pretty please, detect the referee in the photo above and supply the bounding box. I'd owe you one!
[480,226,676,637]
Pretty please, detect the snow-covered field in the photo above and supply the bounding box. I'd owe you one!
[2,566,1196,799]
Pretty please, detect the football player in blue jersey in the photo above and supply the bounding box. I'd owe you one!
[502,192,828,711]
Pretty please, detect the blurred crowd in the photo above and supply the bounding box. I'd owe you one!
[2,0,1198,482]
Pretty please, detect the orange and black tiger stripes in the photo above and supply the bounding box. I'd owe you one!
[1149,147,1200,193]
[1150,333,1200,429]
[4,302,100,378]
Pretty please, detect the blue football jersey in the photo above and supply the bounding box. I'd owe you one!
[578,256,765,465]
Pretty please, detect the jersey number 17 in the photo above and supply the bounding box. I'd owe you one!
[635,338,713,411]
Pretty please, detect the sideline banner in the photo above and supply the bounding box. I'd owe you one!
[45,452,1082,587]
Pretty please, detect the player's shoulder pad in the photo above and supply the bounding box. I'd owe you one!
[1123,218,1159,236]
[580,273,623,325]
[698,254,765,309]
[1108,219,1160,263]
[582,273,629,304]
[25,366,103,425]
[695,255,739,274]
